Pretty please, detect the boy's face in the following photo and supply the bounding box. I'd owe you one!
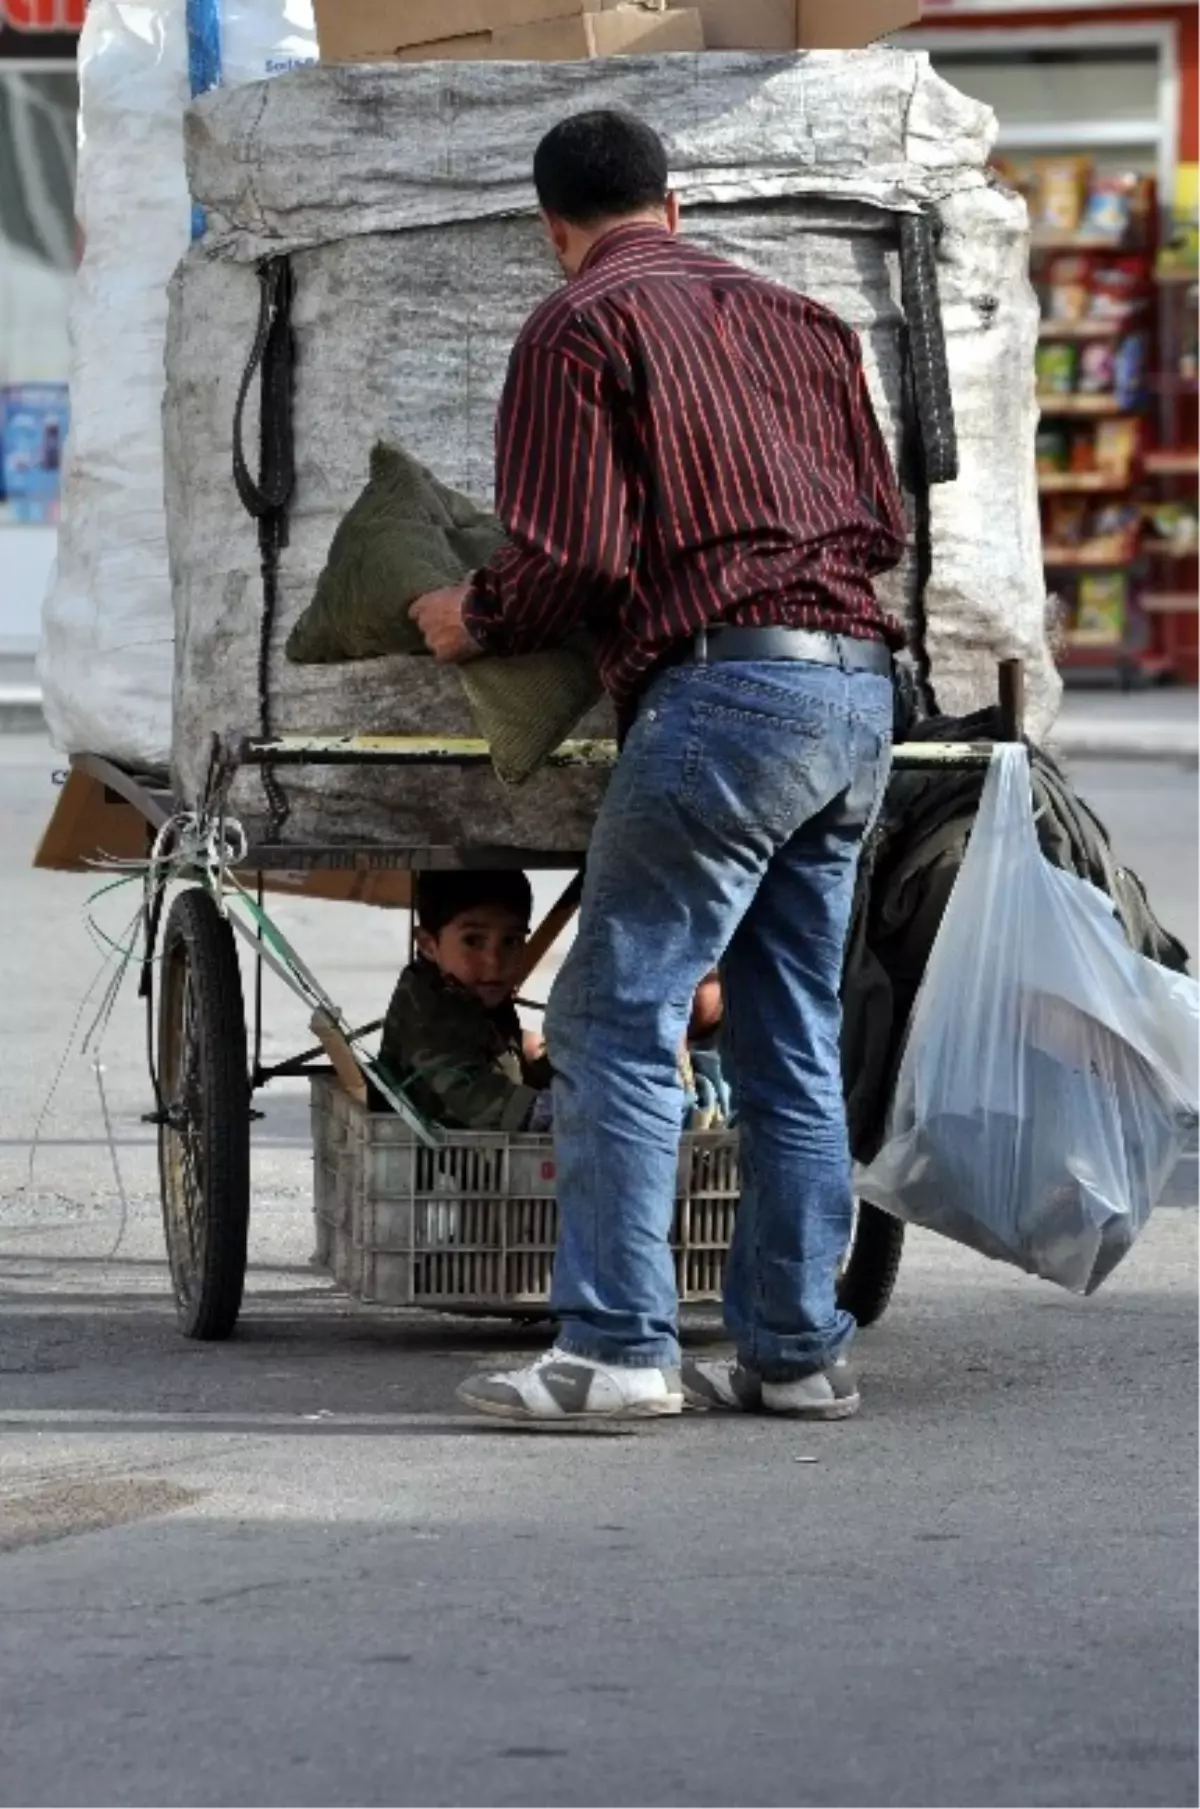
[417,905,529,1011]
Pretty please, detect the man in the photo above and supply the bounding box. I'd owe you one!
[412,109,906,1424]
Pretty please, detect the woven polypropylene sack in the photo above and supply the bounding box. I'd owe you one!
[39,0,316,767]
[285,440,603,782]
[285,442,505,663]
[459,647,604,787]
[166,52,1060,848]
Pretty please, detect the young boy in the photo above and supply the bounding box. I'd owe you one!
[381,872,731,1136]
[380,871,553,1133]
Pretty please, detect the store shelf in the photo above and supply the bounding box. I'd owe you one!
[1031,232,1139,253]
[1143,538,1200,559]
[1042,546,1137,568]
[1037,394,1126,417]
[1154,267,1199,287]
[1062,648,1169,669]
[1060,644,1172,680]
[1065,634,1127,652]
[1038,320,1125,342]
[1142,592,1199,615]
[1038,472,1130,494]
[1144,451,1200,477]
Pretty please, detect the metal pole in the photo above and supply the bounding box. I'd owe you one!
[998,659,1026,743]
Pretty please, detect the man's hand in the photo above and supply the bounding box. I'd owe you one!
[410,584,483,664]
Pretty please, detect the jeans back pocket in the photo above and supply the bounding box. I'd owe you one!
[679,686,845,846]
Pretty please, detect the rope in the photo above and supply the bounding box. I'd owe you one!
[233,255,297,842]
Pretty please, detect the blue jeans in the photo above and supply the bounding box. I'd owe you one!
[544,658,893,1377]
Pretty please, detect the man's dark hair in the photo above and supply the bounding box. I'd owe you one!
[415,870,534,938]
[533,109,669,227]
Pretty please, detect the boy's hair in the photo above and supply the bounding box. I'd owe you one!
[533,110,669,228]
[415,870,534,938]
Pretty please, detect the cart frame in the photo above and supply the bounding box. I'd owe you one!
[64,659,1023,1341]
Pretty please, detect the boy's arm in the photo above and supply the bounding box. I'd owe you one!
[521,1033,554,1093]
[416,1052,539,1134]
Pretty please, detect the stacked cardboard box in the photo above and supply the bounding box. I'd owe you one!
[399,8,705,63]
[312,0,918,63]
[697,0,919,50]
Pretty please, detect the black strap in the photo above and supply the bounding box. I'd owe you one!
[896,211,957,720]
[898,212,959,489]
[233,256,296,840]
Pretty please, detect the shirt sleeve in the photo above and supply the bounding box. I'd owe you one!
[463,337,636,655]
[845,342,908,571]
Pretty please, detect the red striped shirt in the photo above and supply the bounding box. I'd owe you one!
[465,223,906,708]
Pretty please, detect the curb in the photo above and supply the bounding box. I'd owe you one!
[1048,733,1199,767]
[0,692,46,735]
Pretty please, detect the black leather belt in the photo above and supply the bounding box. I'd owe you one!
[690,625,894,676]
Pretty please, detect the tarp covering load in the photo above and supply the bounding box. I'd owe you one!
[168,51,1057,850]
[38,0,316,770]
[74,44,1060,851]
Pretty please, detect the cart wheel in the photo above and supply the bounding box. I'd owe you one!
[837,1201,905,1328]
[157,887,250,1341]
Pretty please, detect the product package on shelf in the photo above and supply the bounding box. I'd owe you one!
[162,51,1057,851]
[1035,237,1152,426]
[1157,162,1199,281]
[1,385,69,526]
[1016,156,1155,247]
[1043,498,1139,564]
[38,0,317,771]
[1035,417,1144,487]
[1071,572,1128,648]
[1144,499,1199,554]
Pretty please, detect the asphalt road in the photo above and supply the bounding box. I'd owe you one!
[0,734,1196,1809]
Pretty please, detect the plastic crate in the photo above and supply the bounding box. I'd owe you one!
[310,1075,739,1309]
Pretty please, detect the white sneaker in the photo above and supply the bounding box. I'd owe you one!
[456,1348,684,1423]
[683,1356,860,1420]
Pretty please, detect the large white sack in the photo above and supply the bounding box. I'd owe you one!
[38,0,315,769]
[165,51,1058,850]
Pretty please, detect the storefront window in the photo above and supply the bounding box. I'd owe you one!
[929,46,1163,176]
[0,62,75,525]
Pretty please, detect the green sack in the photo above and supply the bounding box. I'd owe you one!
[286,442,506,663]
[460,645,604,787]
[286,443,606,786]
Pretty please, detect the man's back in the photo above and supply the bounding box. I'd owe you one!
[477,222,906,704]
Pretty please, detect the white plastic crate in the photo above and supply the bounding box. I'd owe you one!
[310,1075,739,1309]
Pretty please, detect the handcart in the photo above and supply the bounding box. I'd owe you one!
[37,663,1024,1344]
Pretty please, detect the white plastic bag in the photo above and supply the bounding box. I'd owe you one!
[857,744,1199,1294]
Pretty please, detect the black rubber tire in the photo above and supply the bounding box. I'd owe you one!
[837,1201,906,1328]
[156,888,251,1341]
